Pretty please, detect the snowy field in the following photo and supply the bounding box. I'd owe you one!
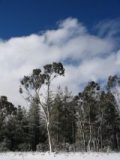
[0,152,120,160]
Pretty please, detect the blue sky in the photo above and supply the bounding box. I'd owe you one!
[0,0,120,39]
[0,0,120,105]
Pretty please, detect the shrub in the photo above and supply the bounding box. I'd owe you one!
[36,143,48,152]
[17,143,31,151]
[0,139,10,152]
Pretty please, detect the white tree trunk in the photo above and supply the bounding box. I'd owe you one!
[46,80,52,153]
[47,122,52,153]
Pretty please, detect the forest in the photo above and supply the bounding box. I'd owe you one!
[0,62,120,152]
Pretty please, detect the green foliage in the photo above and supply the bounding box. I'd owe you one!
[28,98,42,151]
[0,62,120,152]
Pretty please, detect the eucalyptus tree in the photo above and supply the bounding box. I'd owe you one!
[75,81,101,151]
[99,91,120,151]
[19,62,65,152]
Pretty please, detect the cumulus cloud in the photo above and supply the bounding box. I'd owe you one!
[0,17,120,106]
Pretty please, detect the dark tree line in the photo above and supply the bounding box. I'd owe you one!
[0,63,120,152]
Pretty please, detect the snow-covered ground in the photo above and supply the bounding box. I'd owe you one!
[0,152,120,160]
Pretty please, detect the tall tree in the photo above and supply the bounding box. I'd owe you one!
[75,81,101,151]
[99,91,120,150]
[51,87,76,151]
[20,62,65,152]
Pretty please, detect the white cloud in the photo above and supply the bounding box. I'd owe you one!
[0,17,119,106]
[94,18,120,39]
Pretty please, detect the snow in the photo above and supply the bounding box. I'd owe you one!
[0,152,120,160]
